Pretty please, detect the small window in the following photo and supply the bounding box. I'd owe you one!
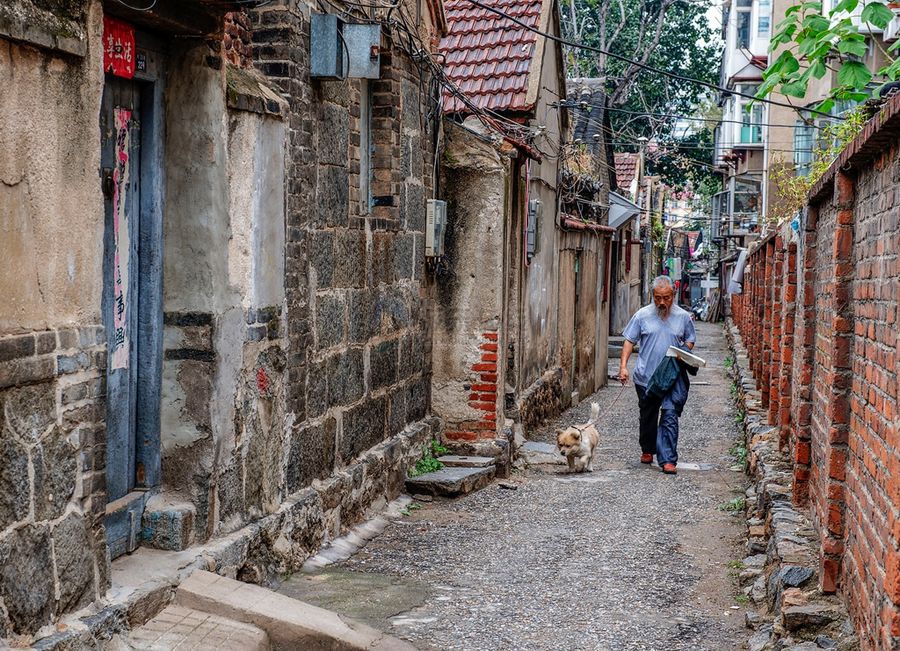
[794,120,815,177]
[758,0,771,35]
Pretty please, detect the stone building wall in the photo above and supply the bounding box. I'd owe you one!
[243,0,438,538]
[730,93,900,650]
[0,0,110,637]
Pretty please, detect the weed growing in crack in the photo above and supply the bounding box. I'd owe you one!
[399,503,423,517]
[726,560,746,570]
[408,439,450,477]
[734,594,750,606]
[719,496,747,512]
[724,354,734,370]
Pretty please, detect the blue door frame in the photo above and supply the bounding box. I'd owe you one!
[100,36,164,559]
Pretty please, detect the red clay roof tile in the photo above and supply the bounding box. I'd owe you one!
[439,0,543,114]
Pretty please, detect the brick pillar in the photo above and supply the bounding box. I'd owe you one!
[793,206,819,506]
[761,240,775,410]
[769,236,785,426]
[779,241,797,450]
[819,170,856,594]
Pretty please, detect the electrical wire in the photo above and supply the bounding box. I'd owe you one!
[460,0,841,119]
[113,0,158,10]
[564,104,835,129]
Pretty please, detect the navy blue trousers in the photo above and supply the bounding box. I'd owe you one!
[635,382,686,466]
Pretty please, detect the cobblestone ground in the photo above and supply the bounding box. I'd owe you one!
[307,322,749,650]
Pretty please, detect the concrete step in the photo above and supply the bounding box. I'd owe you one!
[436,454,495,468]
[175,570,417,650]
[520,441,564,466]
[127,604,271,650]
[404,466,495,497]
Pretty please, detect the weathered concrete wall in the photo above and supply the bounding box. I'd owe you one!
[519,28,564,390]
[0,0,111,638]
[433,122,508,441]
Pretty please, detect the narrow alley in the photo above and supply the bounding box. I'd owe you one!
[279,322,748,650]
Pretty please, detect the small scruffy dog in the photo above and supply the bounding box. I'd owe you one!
[555,402,601,473]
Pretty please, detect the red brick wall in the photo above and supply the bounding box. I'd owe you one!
[444,330,499,441]
[731,95,900,650]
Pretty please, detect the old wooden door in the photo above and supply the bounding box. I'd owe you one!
[558,250,577,396]
[574,250,599,398]
[100,74,161,559]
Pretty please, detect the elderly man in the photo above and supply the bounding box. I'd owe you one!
[618,276,696,475]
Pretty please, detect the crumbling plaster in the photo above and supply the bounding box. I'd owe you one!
[0,2,104,335]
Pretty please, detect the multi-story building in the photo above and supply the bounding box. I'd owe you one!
[711,0,771,253]
[714,0,896,251]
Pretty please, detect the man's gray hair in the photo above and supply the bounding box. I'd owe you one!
[651,275,674,292]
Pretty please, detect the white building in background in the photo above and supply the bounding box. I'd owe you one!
[711,0,771,252]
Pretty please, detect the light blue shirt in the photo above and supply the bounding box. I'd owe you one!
[622,304,696,388]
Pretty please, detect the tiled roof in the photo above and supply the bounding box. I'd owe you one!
[615,152,639,194]
[439,0,544,114]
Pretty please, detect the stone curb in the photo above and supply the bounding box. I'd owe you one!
[724,320,859,651]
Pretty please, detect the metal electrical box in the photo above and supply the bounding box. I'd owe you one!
[310,14,345,79]
[526,198,542,258]
[426,199,447,257]
[344,24,381,79]
[310,15,381,79]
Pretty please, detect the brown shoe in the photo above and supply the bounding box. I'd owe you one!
[640,453,653,464]
[662,463,677,475]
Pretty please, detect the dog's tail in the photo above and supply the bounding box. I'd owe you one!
[590,402,600,422]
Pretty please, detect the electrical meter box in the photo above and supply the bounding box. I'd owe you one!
[526,198,542,258]
[310,14,345,79]
[426,200,447,257]
[311,15,381,79]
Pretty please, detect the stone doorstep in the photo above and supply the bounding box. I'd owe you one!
[404,466,495,497]
[175,570,417,651]
[436,455,495,468]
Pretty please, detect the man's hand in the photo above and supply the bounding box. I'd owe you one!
[619,339,634,386]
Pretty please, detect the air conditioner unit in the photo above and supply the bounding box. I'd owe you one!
[425,199,447,257]
[526,198,542,258]
[885,15,900,40]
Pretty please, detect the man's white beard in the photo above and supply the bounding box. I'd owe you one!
[657,305,669,319]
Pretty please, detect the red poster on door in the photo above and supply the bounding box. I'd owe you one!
[103,16,135,79]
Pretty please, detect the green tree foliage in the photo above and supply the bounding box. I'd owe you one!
[760,0,899,108]
[561,0,721,140]
[646,128,721,198]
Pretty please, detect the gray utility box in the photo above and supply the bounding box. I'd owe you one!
[311,14,381,79]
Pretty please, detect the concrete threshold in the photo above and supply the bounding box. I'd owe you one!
[176,570,417,650]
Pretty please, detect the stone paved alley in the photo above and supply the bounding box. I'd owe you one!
[279,322,749,650]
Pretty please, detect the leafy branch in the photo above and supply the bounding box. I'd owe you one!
[767,104,867,222]
[760,0,899,108]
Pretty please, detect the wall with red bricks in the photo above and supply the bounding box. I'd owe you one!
[731,94,900,650]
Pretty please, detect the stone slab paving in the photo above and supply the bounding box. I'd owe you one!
[127,605,270,651]
[292,321,748,651]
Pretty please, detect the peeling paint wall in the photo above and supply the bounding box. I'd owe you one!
[519,27,564,391]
